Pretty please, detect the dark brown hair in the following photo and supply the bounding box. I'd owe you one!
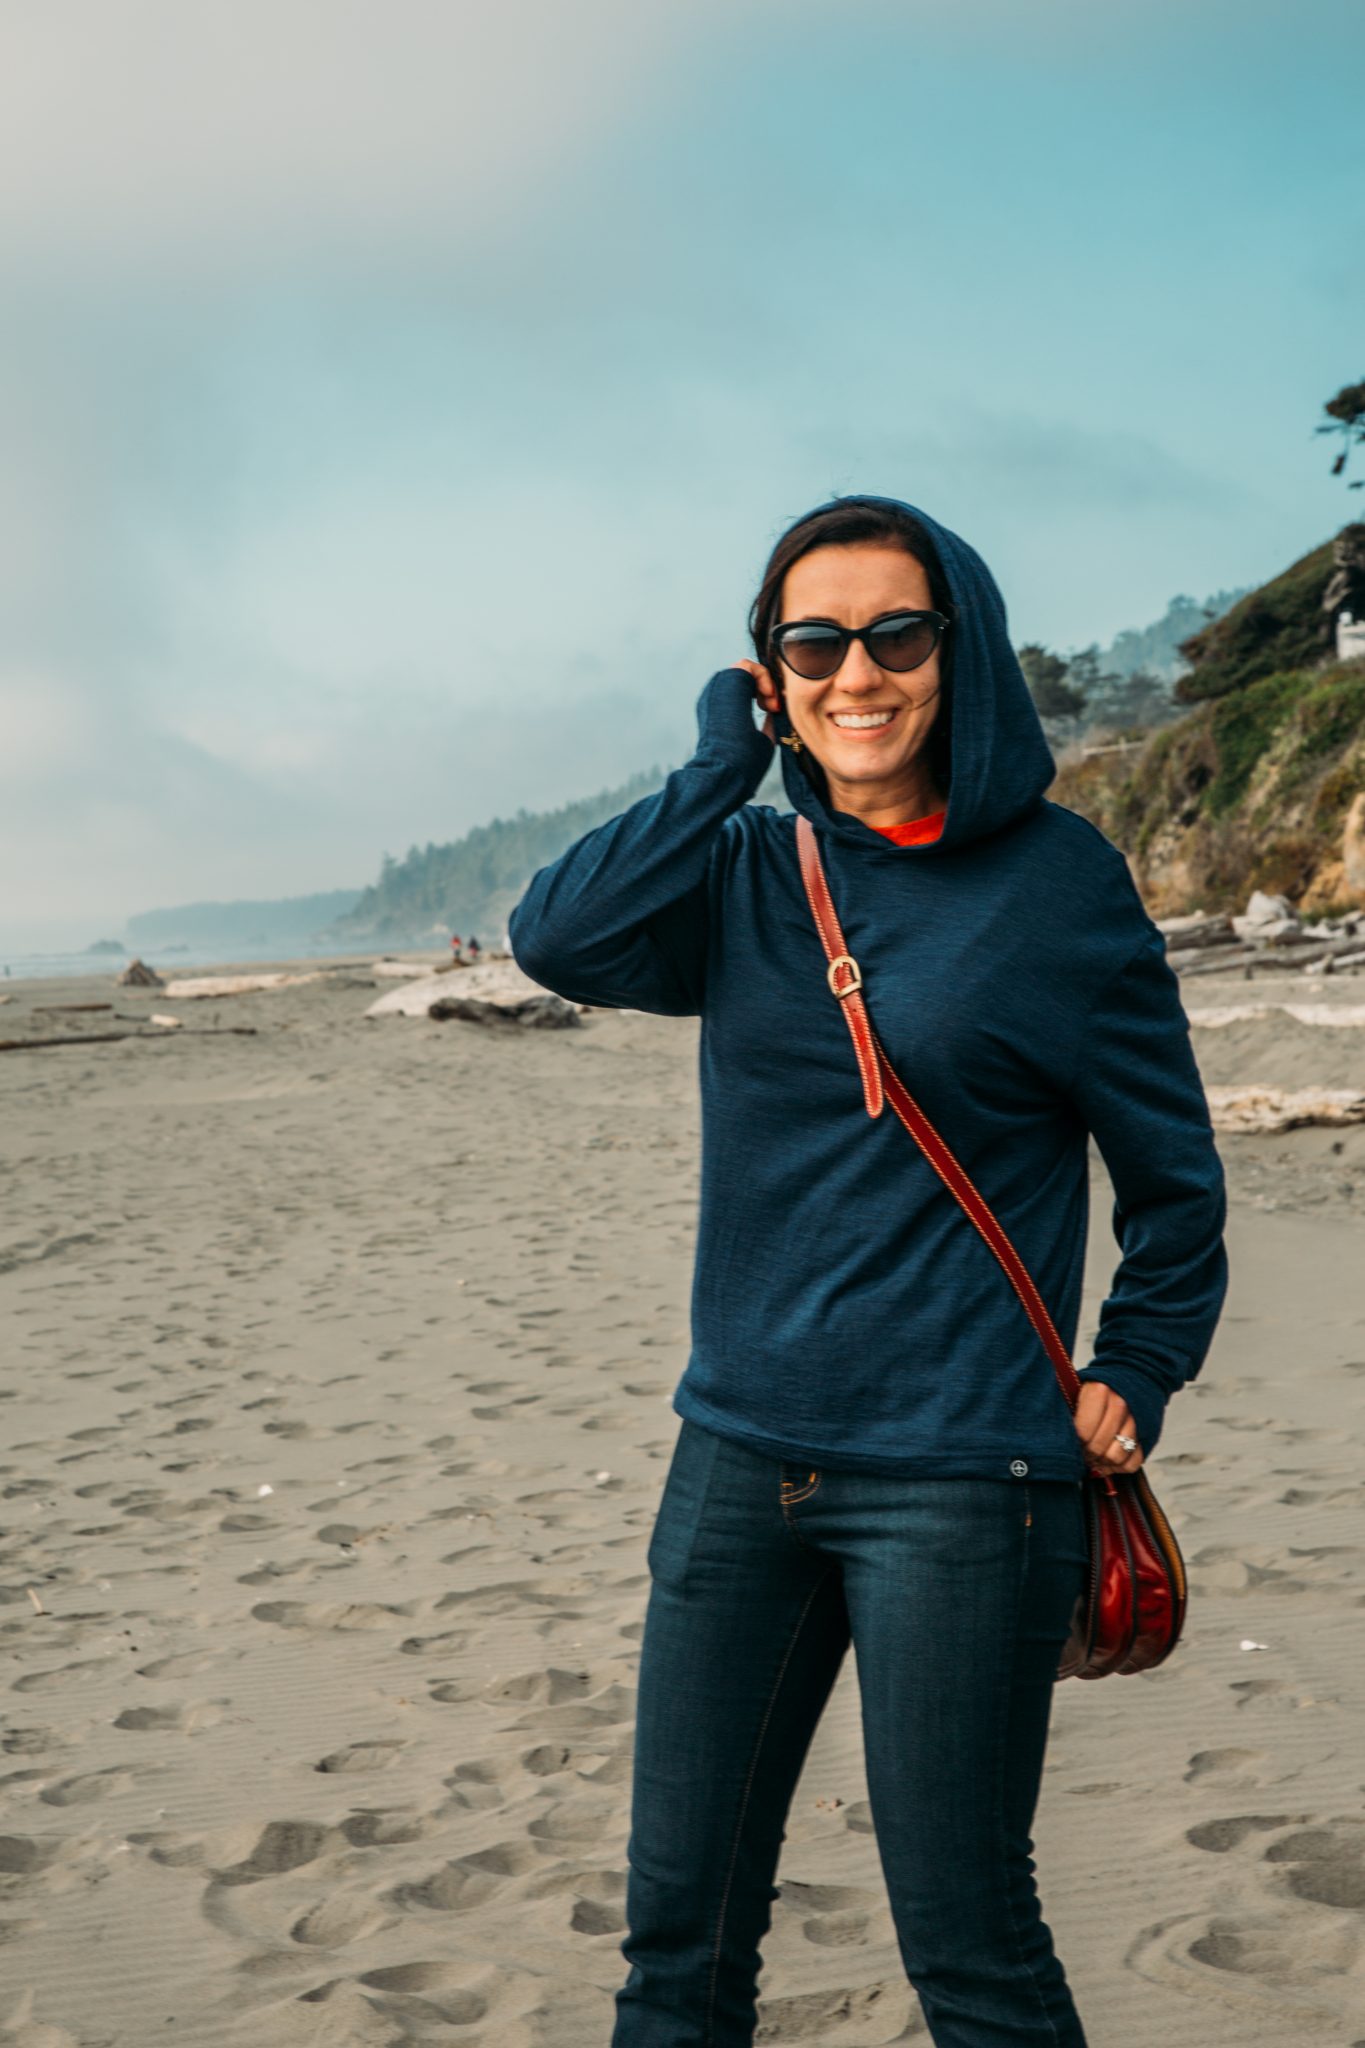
[747,496,955,796]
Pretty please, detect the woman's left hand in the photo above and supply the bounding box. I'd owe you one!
[1073,1381,1144,1475]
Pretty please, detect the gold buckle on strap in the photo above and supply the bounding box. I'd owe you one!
[826,953,862,999]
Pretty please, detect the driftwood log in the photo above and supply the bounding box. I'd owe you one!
[0,1028,259,1052]
[1206,1085,1365,1133]
[427,992,581,1030]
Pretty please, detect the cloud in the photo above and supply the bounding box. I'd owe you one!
[0,0,1351,949]
[0,0,760,277]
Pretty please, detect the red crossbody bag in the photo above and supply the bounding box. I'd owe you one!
[795,813,1187,1681]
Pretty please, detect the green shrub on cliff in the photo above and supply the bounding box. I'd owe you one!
[1173,540,1336,702]
[1052,657,1365,915]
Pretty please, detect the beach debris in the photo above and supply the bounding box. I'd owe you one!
[257,1484,274,1497]
[25,1587,45,1615]
[1158,912,1240,959]
[1188,1003,1365,1028]
[1,1025,259,1052]
[1173,945,1262,975]
[35,1001,114,1014]
[1239,1640,1270,1652]
[365,959,584,1022]
[1,1031,162,1053]
[1205,1085,1365,1133]
[430,991,581,1029]
[1232,890,1301,942]
[118,957,165,987]
[1304,947,1365,974]
[593,1470,612,1485]
[150,1013,183,1029]
[1174,928,1365,976]
[1161,892,1365,975]
[161,970,330,999]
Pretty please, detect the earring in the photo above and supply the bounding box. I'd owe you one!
[779,733,804,754]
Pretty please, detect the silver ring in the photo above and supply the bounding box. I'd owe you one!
[1112,1432,1138,1453]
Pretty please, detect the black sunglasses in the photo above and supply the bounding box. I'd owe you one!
[769,609,950,682]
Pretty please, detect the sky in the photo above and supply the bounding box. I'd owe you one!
[1,0,1362,948]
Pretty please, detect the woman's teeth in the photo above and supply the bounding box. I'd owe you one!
[831,710,896,729]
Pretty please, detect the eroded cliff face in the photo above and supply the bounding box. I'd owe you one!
[1050,659,1365,917]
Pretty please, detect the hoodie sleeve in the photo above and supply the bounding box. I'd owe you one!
[1067,925,1229,1457]
[508,668,775,1016]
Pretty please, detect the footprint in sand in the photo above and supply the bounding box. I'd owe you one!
[389,1839,549,1914]
[774,1881,882,1951]
[1185,1814,1308,1852]
[481,1666,597,1707]
[398,1627,471,1657]
[303,1959,546,2037]
[428,1677,483,1705]
[0,1834,66,1880]
[113,1701,222,1734]
[12,1660,115,1696]
[314,1739,408,1775]
[1135,1813,1365,2011]
[1264,1819,1365,1909]
[519,1865,628,1937]
[289,1892,393,1948]
[249,1599,416,1630]
[525,1793,619,1844]
[207,1819,346,1886]
[432,1578,594,1620]
[341,1809,438,1849]
[2,1728,72,1757]
[1184,1748,1275,1789]
[358,1959,491,2026]
[756,1978,923,2042]
[1185,1912,1363,1987]
[38,1767,130,1807]
[1228,1676,1322,1712]
[442,1755,521,1813]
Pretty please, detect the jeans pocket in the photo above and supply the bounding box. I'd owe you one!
[645,1419,720,1594]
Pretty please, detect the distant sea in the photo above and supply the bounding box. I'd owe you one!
[0,939,378,985]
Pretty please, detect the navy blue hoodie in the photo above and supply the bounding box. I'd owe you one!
[509,498,1228,1481]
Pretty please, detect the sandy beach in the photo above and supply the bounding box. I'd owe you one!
[3,958,1365,2047]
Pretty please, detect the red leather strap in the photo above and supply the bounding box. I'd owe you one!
[795,813,1082,1412]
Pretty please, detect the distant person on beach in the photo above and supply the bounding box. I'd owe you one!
[466,933,481,960]
[510,494,1229,2048]
[449,933,463,963]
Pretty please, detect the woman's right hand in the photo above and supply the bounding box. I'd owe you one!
[729,658,781,745]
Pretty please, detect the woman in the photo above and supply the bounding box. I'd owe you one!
[509,495,1228,2048]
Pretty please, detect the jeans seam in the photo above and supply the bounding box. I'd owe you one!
[995,1494,1064,2048]
[703,1562,838,2047]
[779,1472,821,1505]
[780,1499,819,1551]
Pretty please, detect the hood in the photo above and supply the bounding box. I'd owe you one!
[773,495,1057,857]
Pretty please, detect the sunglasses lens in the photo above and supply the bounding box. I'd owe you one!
[867,615,940,671]
[776,625,845,679]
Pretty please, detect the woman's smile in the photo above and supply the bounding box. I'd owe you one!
[828,706,901,733]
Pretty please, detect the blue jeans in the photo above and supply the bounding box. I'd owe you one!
[611,1418,1090,2048]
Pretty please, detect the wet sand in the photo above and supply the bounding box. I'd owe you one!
[2,960,1365,2046]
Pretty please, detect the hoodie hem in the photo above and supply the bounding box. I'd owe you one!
[673,1383,1087,1482]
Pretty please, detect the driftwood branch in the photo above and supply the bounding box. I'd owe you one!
[0,1028,259,1052]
